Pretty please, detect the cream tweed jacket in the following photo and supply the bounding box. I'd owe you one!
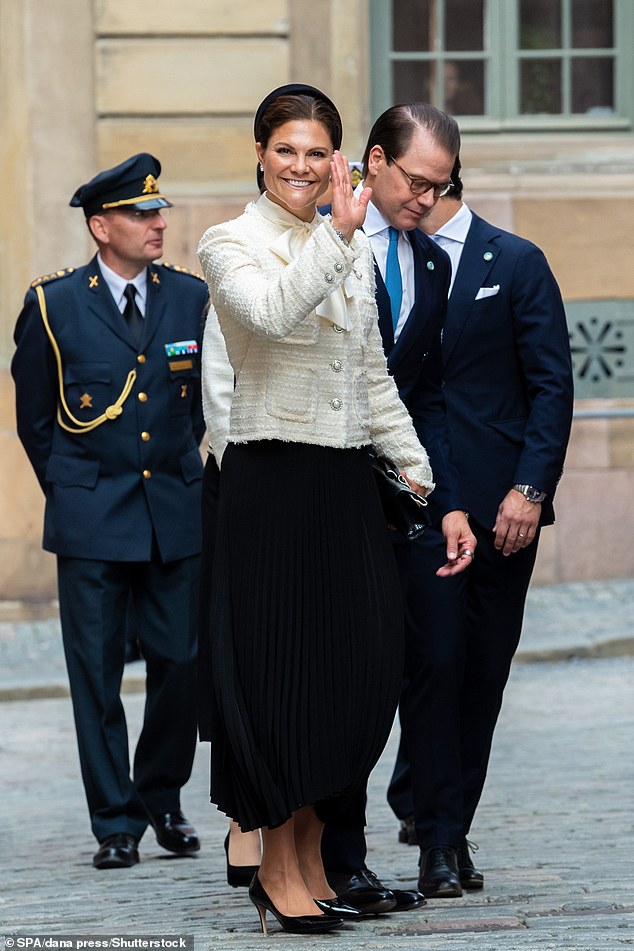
[197,196,434,489]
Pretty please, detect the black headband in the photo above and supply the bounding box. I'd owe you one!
[253,83,341,145]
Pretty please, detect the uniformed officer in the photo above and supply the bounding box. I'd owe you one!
[12,153,209,869]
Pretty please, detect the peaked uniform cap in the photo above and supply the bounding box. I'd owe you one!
[69,152,173,218]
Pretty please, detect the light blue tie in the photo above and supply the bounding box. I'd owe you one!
[385,226,403,331]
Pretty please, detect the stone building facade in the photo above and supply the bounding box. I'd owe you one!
[1,0,633,600]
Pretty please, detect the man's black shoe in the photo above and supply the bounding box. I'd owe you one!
[418,846,462,898]
[148,811,200,854]
[457,838,484,889]
[398,815,416,845]
[391,888,426,911]
[327,867,397,915]
[93,833,139,869]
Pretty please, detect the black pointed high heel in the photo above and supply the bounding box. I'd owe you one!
[224,833,259,888]
[314,897,362,918]
[248,874,344,934]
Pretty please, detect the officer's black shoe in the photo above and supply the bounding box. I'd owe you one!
[457,838,484,889]
[93,833,139,869]
[418,846,462,898]
[327,867,397,915]
[149,810,200,854]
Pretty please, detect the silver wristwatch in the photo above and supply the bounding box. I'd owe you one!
[512,483,547,503]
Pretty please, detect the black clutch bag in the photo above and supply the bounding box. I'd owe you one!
[369,449,430,541]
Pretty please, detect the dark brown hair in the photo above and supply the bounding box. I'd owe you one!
[449,154,464,199]
[255,94,342,191]
[256,94,342,150]
[361,103,460,177]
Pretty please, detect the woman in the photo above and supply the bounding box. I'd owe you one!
[197,83,434,935]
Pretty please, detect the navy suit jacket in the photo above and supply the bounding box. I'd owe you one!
[12,256,208,562]
[375,227,464,523]
[441,212,573,529]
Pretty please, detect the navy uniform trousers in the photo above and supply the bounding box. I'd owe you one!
[57,552,200,843]
[12,257,207,843]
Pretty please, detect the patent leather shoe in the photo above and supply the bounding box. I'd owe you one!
[314,897,362,918]
[391,888,426,911]
[457,838,484,889]
[248,874,344,934]
[327,867,397,915]
[224,833,259,887]
[148,810,200,854]
[418,846,462,898]
[93,833,139,869]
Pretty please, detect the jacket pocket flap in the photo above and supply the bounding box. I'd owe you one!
[486,417,526,443]
[64,363,111,385]
[45,454,100,488]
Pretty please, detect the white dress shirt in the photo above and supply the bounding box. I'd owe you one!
[429,202,473,297]
[97,253,148,317]
[355,186,414,342]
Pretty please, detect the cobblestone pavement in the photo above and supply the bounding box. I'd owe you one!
[1,581,633,950]
[1,579,633,700]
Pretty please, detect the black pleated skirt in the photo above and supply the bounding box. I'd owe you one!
[202,440,404,831]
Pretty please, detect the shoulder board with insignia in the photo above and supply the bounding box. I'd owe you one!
[30,267,75,288]
[161,262,206,282]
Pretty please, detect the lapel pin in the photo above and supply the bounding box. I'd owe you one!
[151,272,161,284]
[426,261,435,270]
[88,274,99,288]
[483,251,493,261]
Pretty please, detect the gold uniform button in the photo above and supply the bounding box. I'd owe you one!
[137,354,146,364]
[138,392,148,402]
[141,432,151,442]
[143,470,152,479]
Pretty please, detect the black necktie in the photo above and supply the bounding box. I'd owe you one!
[123,284,144,345]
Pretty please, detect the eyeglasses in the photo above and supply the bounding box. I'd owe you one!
[387,155,453,198]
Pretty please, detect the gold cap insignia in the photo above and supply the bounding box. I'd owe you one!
[143,174,159,195]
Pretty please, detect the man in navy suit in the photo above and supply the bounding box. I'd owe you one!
[387,162,574,897]
[320,104,476,912]
[12,154,208,869]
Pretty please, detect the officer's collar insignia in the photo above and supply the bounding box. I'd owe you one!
[151,271,161,284]
[143,174,159,195]
[89,274,99,288]
[80,392,93,409]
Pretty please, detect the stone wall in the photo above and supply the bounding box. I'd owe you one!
[1,0,633,599]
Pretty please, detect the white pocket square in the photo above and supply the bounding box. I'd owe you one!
[475,284,500,300]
